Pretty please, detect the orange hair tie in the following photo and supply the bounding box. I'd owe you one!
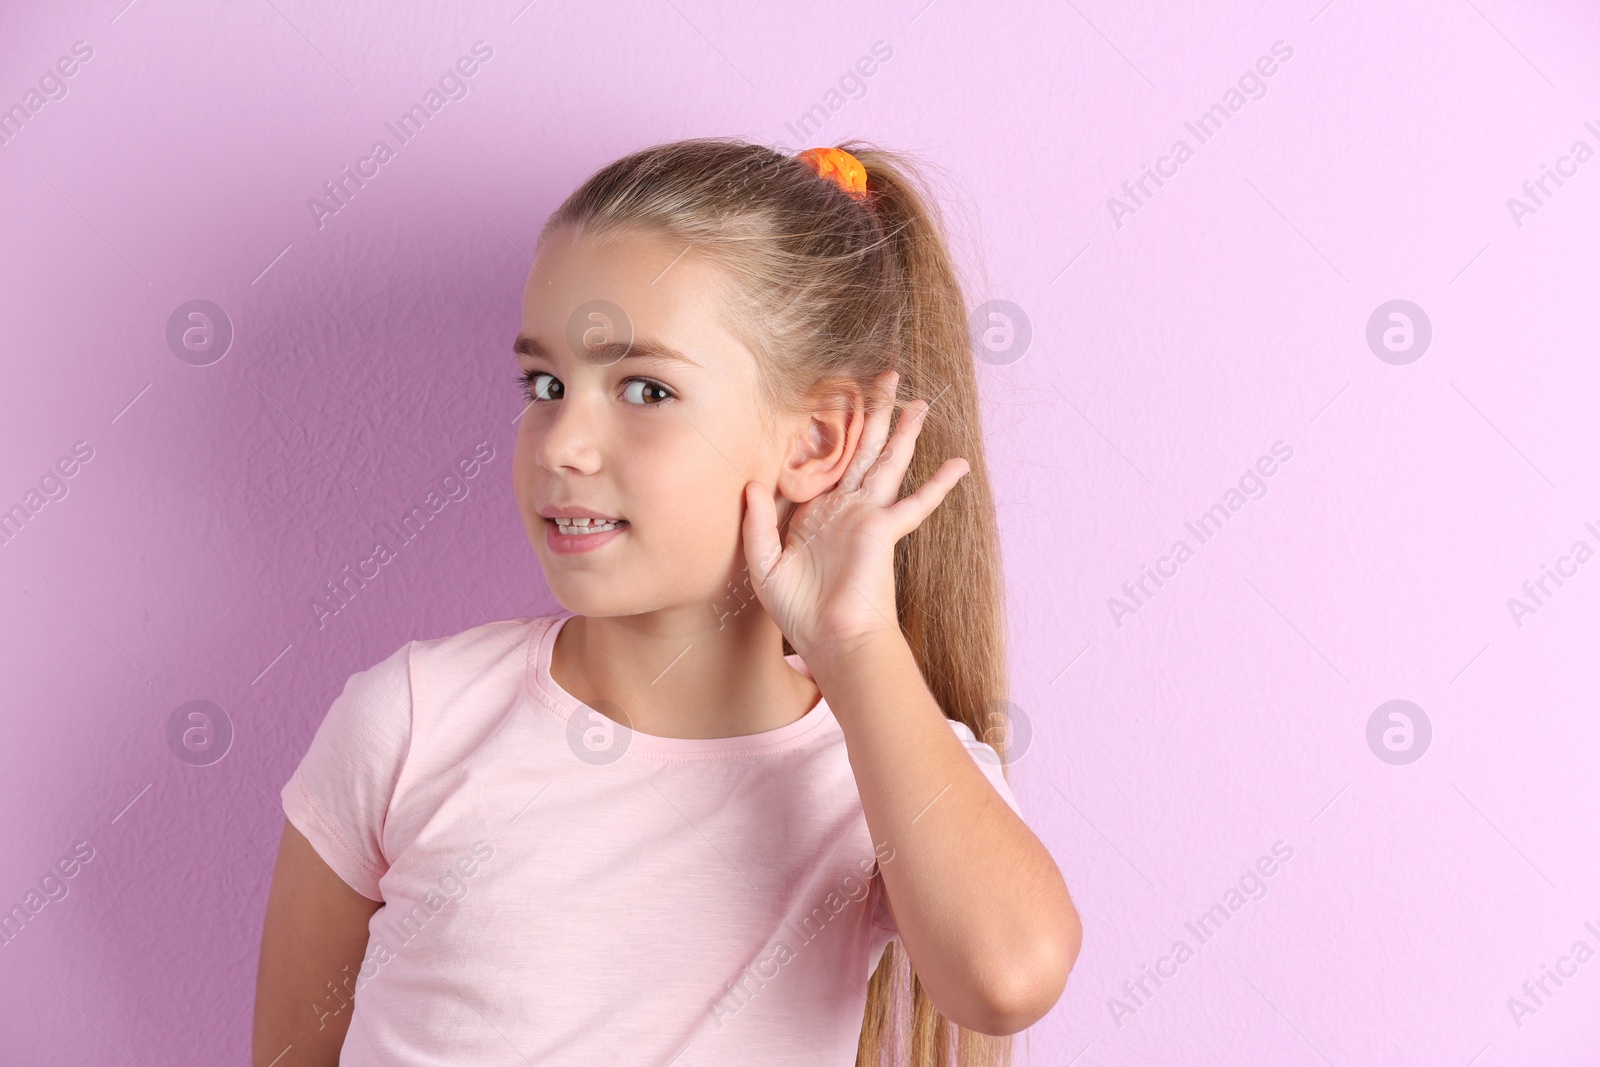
[797,147,869,201]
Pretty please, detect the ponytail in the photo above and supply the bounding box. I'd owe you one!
[845,144,1014,1067]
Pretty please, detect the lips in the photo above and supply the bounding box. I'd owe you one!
[543,513,628,556]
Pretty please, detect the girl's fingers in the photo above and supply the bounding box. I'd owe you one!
[838,370,898,496]
[884,457,969,539]
[741,481,785,583]
[862,397,929,508]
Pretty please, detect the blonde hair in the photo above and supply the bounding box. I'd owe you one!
[539,136,1014,1067]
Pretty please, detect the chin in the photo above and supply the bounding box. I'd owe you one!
[544,572,736,626]
[541,576,652,620]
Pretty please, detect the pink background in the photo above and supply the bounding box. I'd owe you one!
[2,0,1597,1063]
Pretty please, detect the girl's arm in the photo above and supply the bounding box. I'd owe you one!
[740,370,1081,1034]
[253,820,382,1065]
[810,630,1081,1036]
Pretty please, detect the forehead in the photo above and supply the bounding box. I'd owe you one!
[519,226,740,362]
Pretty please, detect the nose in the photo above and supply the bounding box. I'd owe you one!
[530,387,604,476]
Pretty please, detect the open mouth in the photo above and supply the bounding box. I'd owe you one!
[549,517,628,535]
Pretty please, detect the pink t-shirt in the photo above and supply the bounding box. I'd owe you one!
[281,613,1022,1065]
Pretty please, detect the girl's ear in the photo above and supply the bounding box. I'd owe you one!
[774,381,867,505]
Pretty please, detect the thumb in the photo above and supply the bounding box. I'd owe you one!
[741,481,784,586]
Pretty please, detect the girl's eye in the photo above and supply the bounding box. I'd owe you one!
[516,369,674,408]
[518,369,561,402]
[621,378,674,407]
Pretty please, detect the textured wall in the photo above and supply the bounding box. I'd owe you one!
[1,1,1596,1064]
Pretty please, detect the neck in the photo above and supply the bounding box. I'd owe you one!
[550,606,821,740]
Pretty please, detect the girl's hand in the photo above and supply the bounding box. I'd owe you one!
[740,369,971,665]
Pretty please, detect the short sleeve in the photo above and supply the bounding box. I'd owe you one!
[280,642,414,902]
[871,717,1024,932]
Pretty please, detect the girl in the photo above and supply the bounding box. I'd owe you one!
[254,137,1080,1066]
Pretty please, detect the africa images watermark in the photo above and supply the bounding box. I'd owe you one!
[0,839,97,950]
[1107,40,1294,229]
[1108,839,1296,1029]
[1505,917,1600,1030]
[306,41,494,231]
[309,840,495,1031]
[710,838,897,1027]
[0,439,95,549]
[310,441,495,630]
[1504,516,1599,630]
[0,39,95,149]
[1108,441,1295,628]
[778,40,894,148]
[1504,118,1600,229]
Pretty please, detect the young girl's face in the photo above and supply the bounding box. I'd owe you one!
[512,225,791,619]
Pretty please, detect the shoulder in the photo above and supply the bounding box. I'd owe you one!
[324,617,548,736]
[311,617,554,800]
[402,615,555,714]
[409,616,551,675]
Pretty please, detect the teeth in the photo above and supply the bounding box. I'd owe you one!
[553,517,624,534]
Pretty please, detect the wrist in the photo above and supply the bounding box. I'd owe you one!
[803,626,911,686]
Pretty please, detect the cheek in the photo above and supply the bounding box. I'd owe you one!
[623,424,745,551]
[511,420,537,483]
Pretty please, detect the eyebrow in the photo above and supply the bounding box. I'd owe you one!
[513,333,701,369]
